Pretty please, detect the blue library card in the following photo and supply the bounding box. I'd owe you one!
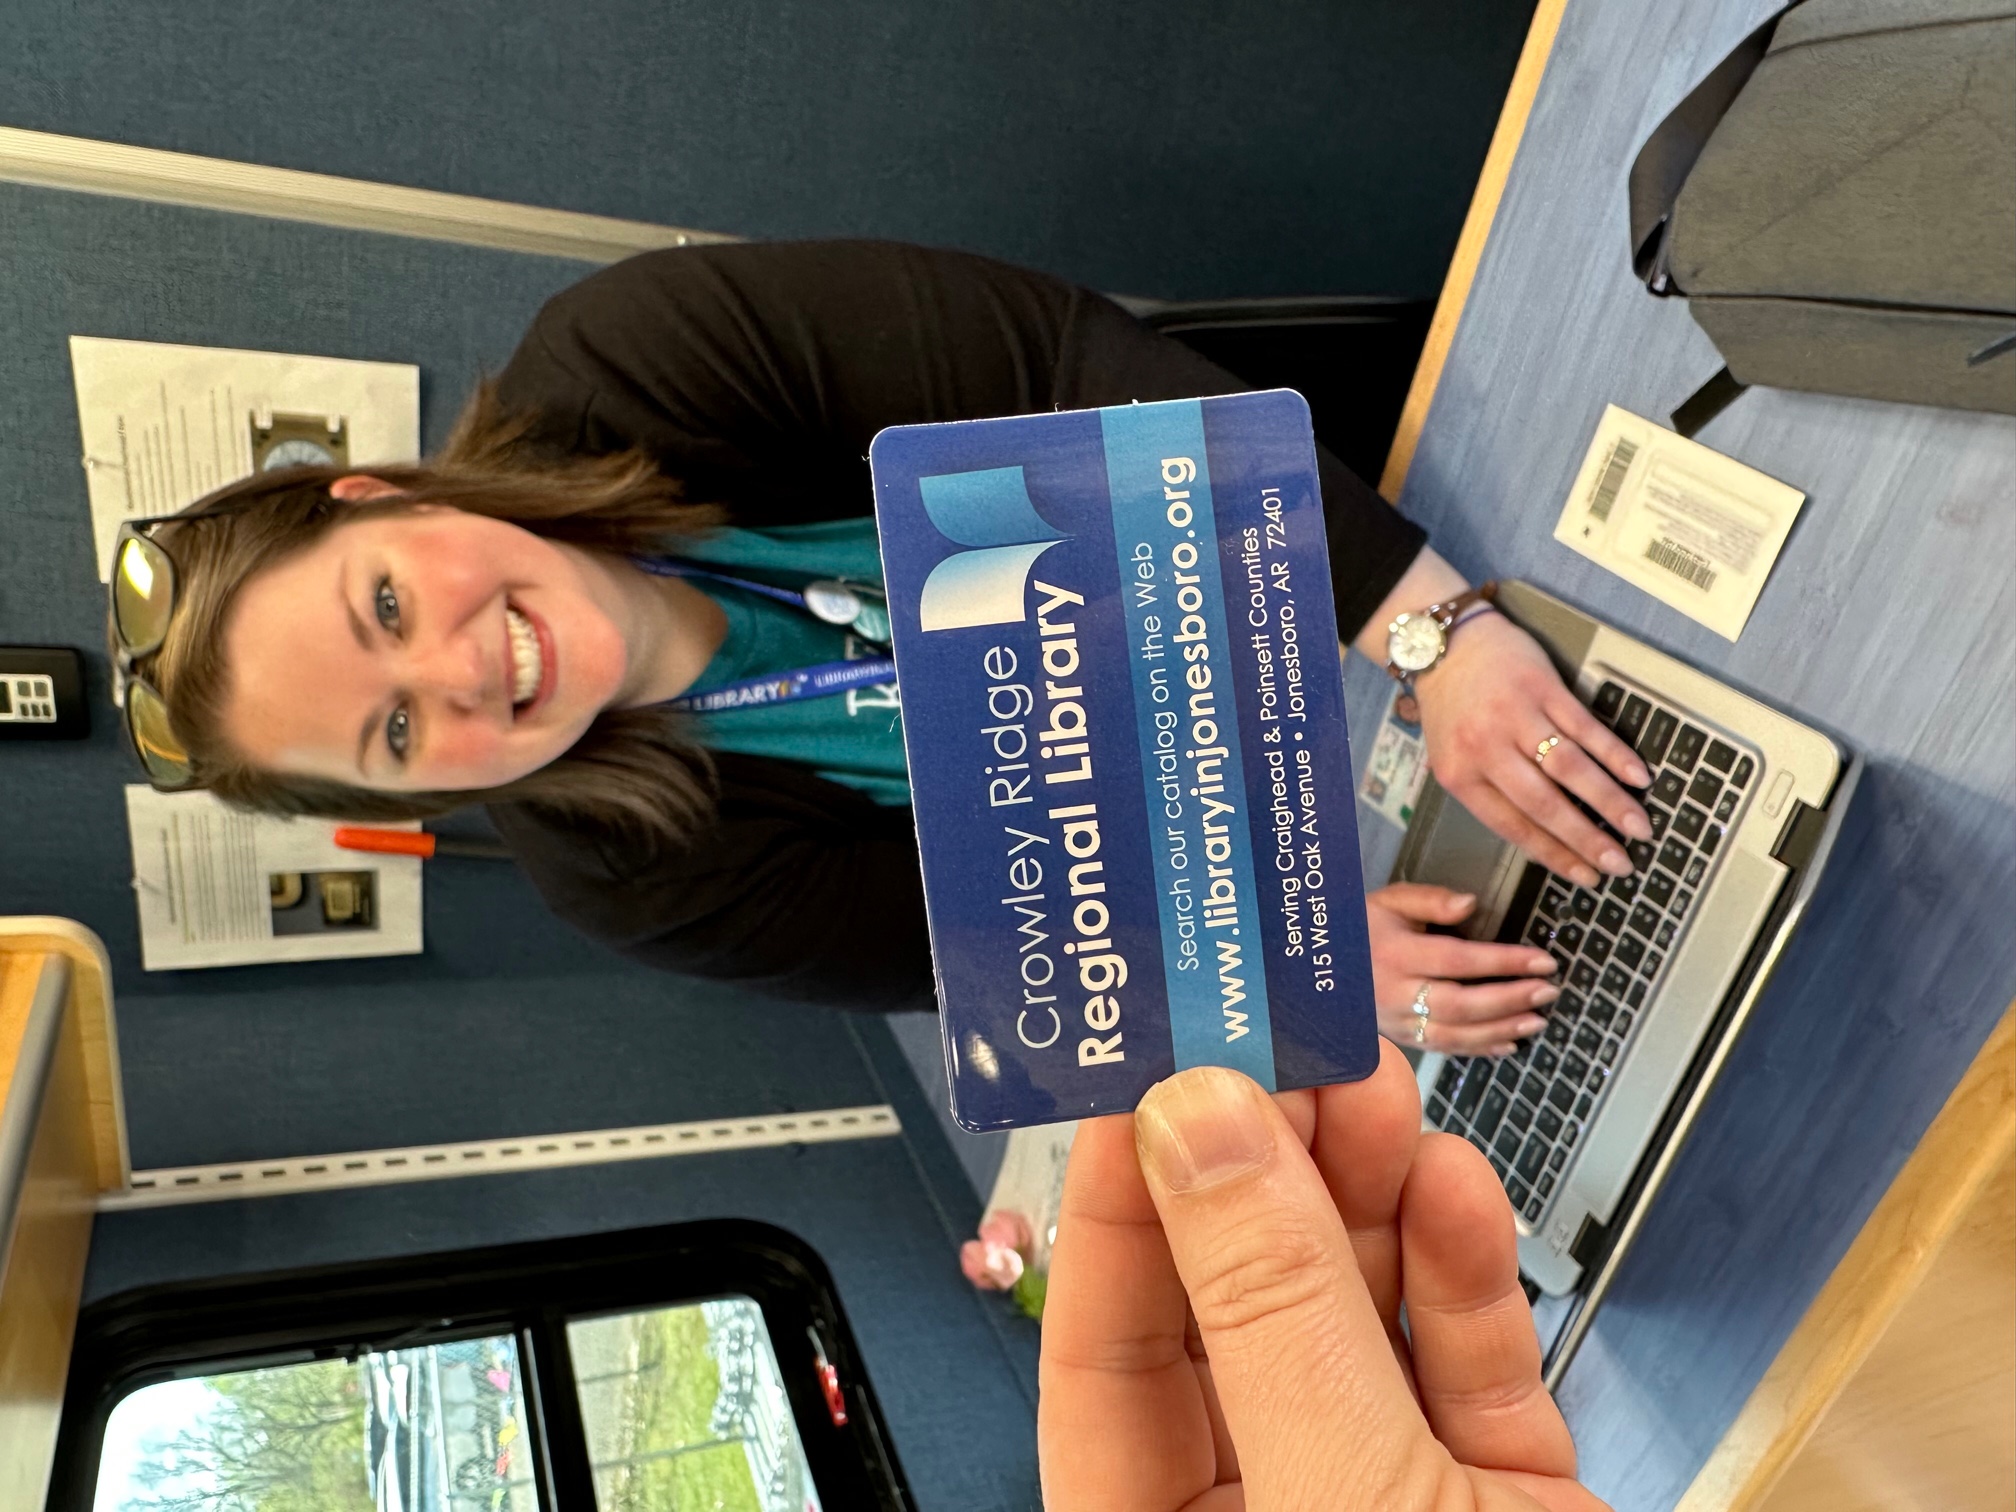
[870,392,1378,1131]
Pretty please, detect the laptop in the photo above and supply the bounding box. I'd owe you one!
[1392,581,1860,1382]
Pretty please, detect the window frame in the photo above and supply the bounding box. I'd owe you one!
[50,1217,914,1511]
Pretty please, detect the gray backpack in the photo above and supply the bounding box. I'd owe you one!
[1629,0,2016,429]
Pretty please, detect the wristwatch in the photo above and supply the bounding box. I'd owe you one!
[1385,582,1498,712]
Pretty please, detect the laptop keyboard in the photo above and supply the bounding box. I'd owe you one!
[1424,680,1758,1229]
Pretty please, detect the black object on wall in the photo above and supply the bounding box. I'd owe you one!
[0,645,89,740]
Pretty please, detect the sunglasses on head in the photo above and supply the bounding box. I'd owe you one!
[108,495,284,789]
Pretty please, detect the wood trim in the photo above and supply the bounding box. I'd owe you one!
[0,953,101,1512]
[1377,0,1572,502]
[0,127,735,263]
[0,954,41,1102]
[1676,1002,2016,1511]
[0,921,127,1193]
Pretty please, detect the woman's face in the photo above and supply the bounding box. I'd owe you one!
[220,500,632,792]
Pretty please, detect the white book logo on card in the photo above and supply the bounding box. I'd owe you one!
[915,466,1067,631]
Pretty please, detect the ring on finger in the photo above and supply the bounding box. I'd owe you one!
[1411,981,1433,1045]
[1534,733,1563,766]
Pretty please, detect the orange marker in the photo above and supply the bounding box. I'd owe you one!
[333,826,512,860]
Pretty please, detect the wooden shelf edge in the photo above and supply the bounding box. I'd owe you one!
[1378,0,1572,504]
[1675,1002,2016,1512]
[0,920,129,1192]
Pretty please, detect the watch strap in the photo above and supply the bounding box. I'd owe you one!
[1426,579,1499,629]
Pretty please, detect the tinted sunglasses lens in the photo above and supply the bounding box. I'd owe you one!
[113,534,176,654]
[126,682,194,787]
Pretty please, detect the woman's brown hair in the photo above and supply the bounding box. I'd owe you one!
[137,382,725,844]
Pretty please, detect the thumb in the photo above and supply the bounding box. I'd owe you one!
[1135,1067,1432,1506]
[1375,881,1478,925]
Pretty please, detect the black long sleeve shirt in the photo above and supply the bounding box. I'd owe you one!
[486,240,1425,1009]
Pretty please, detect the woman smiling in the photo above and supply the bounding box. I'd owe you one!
[112,240,1647,1041]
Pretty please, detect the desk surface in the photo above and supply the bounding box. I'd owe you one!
[1349,0,2016,1506]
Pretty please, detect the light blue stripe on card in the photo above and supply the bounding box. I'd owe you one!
[1102,401,1276,1087]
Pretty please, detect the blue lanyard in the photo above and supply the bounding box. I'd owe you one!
[661,656,897,713]
[634,554,898,712]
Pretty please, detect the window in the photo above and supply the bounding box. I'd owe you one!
[55,1221,909,1512]
[96,1336,540,1512]
[569,1301,822,1512]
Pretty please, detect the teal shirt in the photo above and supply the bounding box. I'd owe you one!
[672,520,910,806]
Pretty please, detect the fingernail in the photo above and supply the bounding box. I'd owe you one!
[1516,1017,1547,1036]
[1599,847,1632,876]
[1529,952,1559,975]
[1622,810,1654,842]
[1629,760,1651,786]
[1137,1067,1275,1194]
[1491,1043,1517,1058]
[1574,866,1602,888]
[1530,984,1560,1007]
[1452,892,1477,910]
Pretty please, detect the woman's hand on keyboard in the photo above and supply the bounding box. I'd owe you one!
[1038,1048,1610,1512]
[1412,609,1652,890]
[1368,884,1561,1055]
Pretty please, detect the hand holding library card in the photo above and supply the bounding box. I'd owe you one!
[1554,404,1804,641]
[871,392,1378,1132]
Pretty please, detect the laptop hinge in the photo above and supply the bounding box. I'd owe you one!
[1569,1215,1610,1271]
[1770,798,1830,870]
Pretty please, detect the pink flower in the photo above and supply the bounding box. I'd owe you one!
[959,1210,1034,1290]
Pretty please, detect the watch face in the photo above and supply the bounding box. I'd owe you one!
[1388,614,1446,673]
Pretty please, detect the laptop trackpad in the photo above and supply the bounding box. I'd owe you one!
[1390,780,1527,941]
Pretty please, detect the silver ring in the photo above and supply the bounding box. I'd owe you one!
[1411,982,1433,1045]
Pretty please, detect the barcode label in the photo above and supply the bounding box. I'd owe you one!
[1644,537,1717,590]
[1587,437,1638,522]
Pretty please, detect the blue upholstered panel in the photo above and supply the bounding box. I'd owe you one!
[2,0,1533,300]
[0,182,593,990]
[117,968,909,1169]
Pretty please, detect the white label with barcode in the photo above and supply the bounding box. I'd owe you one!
[1553,404,1804,641]
[1585,436,1638,522]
